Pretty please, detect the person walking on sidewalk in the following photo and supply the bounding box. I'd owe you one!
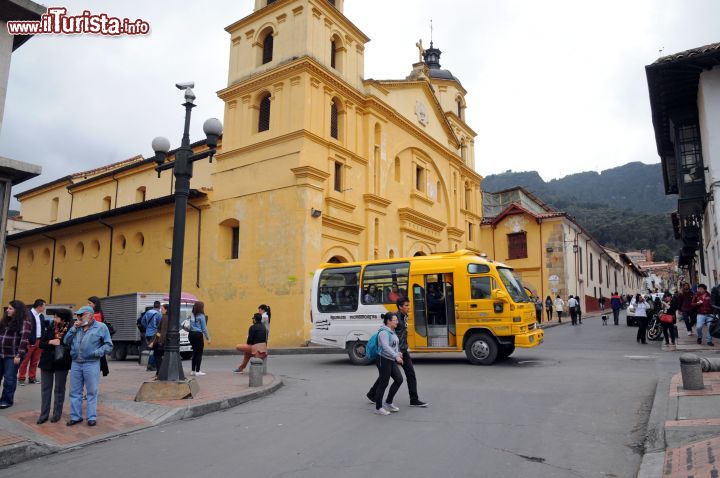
[692,284,714,346]
[150,304,169,378]
[371,312,404,416]
[0,301,31,409]
[36,309,72,424]
[680,283,695,336]
[568,295,578,325]
[660,291,677,346]
[188,301,210,376]
[367,298,428,408]
[545,296,553,322]
[233,313,267,374]
[633,294,649,344]
[575,296,583,324]
[140,302,162,371]
[610,292,622,326]
[64,305,113,427]
[554,295,564,323]
[18,299,47,386]
[534,296,543,323]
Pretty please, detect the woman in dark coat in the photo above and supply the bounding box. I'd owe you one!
[661,292,678,346]
[37,309,73,424]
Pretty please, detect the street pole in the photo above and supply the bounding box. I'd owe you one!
[151,83,222,383]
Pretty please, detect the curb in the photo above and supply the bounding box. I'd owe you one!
[0,375,283,470]
[205,347,345,356]
[637,374,670,478]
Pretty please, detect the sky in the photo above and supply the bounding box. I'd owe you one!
[2,0,720,206]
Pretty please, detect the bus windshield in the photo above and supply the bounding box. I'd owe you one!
[497,268,531,303]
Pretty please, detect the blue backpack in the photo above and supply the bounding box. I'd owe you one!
[366,328,391,361]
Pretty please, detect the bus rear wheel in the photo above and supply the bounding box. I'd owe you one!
[465,333,498,365]
[347,341,371,365]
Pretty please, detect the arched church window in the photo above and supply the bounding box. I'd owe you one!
[262,31,273,65]
[330,99,339,139]
[330,40,337,69]
[258,94,271,132]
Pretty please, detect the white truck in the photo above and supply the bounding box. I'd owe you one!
[101,292,193,361]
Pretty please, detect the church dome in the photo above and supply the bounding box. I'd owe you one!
[423,42,461,84]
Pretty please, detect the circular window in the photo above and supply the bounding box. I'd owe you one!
[42,248,51,265]
[57,245,67,262]
[74,242,85,261]
[26,249,34,265]
[115,234,127,254]
[89,239,101,258]
[131,232,145,253]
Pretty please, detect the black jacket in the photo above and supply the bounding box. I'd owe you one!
[27,309,47,346]
[38,323,71,371]
[395,312,409,352]
[246,323,267,345]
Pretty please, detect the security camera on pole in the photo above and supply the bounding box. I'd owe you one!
[135,83,223,401]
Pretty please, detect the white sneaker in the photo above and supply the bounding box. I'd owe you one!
[688,331,694,336]
[374,408,391,416]
[195,371,206,376]
[384,402,400,412]
[189,371,195,376]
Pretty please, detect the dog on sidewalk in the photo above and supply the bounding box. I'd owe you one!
[601,314,608,326]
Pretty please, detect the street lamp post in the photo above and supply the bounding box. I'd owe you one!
[151,83,222,382]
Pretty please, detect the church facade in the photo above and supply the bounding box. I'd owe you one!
[4,0,481,348]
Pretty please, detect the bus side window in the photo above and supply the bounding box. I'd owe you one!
[413,284,427,337]
[317,266,361,313]
[361,262,410,305]
[470,277,493,299]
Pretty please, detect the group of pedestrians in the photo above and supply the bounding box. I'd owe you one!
[543,295,583,324]
[0,298,113,427]
[677,283,719,346]
[367,298,428,416]
[139,300,211,376]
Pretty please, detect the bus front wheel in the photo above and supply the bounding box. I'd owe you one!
[465,333,498,365]
[347,341,371,365]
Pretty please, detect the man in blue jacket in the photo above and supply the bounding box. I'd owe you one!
[610,292,623,326]
[64,305,113,427]
[141,302,162,371]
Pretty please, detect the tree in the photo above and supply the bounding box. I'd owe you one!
[654,244,674,263]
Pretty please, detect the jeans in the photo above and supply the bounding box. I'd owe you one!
[368,350,419,402]
[373,356,403,409]
[696,314,713,343]
[144,336,157,369]
[636,317,648,343]
[69,361,101,421]
[570,310,578,325]
[661,322,677,344]
[188,331,205,372]
[612,309,620,325]
[18,342,41,381]
[39,368,68,420]
[0,357,19,405]
[681,312,693,332]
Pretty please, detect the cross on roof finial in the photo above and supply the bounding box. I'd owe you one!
[430,19,433,47]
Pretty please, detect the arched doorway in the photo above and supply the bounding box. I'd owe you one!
[414,251,427,257]
[328,255,348,264]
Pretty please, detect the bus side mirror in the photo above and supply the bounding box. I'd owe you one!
[492,289,508,302]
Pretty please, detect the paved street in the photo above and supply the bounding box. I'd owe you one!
[0,313,683,478]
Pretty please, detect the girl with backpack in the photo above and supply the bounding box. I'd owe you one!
[371,313,404,416]
[545,296,553,322]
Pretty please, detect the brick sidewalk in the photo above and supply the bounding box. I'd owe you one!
[661,372,720,477]
[0,359,281,468]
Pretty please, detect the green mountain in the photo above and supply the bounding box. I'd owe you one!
[482,162,679,260]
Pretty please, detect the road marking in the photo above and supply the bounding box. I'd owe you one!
[624,355,657,360]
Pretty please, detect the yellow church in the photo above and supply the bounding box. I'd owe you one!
[4,0,482,348]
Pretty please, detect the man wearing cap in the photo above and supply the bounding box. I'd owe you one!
[63,305,113,427]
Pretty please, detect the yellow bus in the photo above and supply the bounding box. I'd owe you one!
[310,250,544,365]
